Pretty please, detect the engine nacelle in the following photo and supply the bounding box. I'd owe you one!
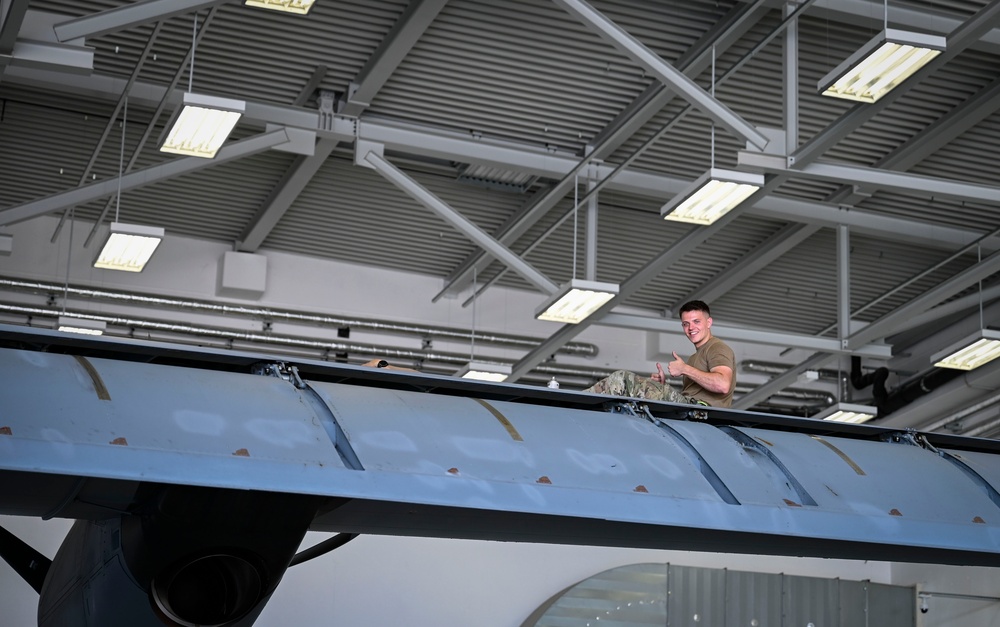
[37,485,319,627]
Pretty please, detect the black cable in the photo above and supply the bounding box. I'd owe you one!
[288,533,358,567]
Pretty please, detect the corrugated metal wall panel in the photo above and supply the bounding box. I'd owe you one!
[726,570,784,627]
[667,565,728,626]
[784,574,840,627]
[868,581,917,626]
[839,579,869,627]
[527,563,915,626]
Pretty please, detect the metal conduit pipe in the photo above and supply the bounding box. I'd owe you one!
[741,360,844,381]
[738,385,834,405]
[0,303,610,378]
[965,412,1000,438]
[918,392,1000,433]
[0,278,598,357]
[878,367,963,418]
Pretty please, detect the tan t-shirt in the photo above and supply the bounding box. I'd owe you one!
[680,335,736,407]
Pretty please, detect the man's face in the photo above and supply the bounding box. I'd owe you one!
[680,309,712,347]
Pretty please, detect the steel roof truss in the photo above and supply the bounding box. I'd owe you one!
[362,149,559,295]
[339,0,449,118]
[553,0,769,150]
[2,68,993,255]
[790,0,1000,169]
[0,0,30,54]
[739,153,1000,206]
[848,248,1000,350]
[672,223,821,308]
[53,0,227,42]
[436,1,778,301]
[0,129,294,226]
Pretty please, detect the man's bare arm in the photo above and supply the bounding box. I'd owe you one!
[666,351,733,394]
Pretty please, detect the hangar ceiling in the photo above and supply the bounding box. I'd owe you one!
[1,0,999,435]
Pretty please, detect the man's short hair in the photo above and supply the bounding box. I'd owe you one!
[679,300,711,317]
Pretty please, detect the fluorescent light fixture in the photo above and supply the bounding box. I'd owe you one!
[931,329,1000,371]
[818,29,946,103]
[535,279,619,324]
[245,0,316,13]
[814,402,878,424]
[660,168,763,225]
[0,233,11,256]
[94,222,164,272]
[57,316,106,336]
[455,361,512,382]
[161,93,245,158]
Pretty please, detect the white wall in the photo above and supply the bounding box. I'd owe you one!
[893,562,1000,627]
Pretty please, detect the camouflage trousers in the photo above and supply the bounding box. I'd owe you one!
[584,370,690,403]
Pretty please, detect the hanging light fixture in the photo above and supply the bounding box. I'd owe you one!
[94,98,164,272]
[94,222,164,272]
[535,278,618,325]
[456,268,512,382]
[662,45,762,225]
[161,92,245,158]
[931,246,1000,371]
[931,330,1000,371]
[160,13,244,158]
[245,0,316,14]
[57,315,107,336]
[660,168,764,225]
[813,402,878,424]
[455,361,512,382]
[818,28,945,104]
[533,173,618,325]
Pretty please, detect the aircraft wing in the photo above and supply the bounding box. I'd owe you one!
[2,324,1000,625]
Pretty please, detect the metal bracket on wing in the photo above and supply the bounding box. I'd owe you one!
[606,401,742,506]
[719,426,818,507]
[938,451,1000,512]
[251,361,364,470]
[883,428,1000,511]
[882,429,939,451]
[605,400,656,421]
[604,399,707,423]
[251,361,306,389]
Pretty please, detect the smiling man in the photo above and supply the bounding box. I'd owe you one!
[584,300,736,408]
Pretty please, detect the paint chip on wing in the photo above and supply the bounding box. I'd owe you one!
[110,437,127,446]
[233,448,250,457]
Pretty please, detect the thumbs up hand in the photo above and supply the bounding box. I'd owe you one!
[650,362,667,384]
[667,351,687,378]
